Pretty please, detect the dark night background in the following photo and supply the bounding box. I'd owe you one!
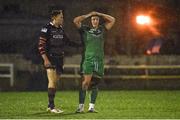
[0,0,180,57]
[1,0,180,90]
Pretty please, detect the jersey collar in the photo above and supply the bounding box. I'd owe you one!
[50,22,63,28]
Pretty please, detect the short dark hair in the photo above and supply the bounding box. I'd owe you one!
[51,10,63,18]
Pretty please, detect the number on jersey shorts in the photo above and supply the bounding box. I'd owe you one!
[82,57,104,77]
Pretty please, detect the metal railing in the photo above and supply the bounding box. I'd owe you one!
[0,63,14,86]
[61,64,180,79]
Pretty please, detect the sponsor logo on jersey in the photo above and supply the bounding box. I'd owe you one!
[53,35,64,39]
[89,29,102,37]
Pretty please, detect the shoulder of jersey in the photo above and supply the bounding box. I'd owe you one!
[41,23,51,33]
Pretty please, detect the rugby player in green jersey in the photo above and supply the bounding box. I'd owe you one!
[73,11,115,113]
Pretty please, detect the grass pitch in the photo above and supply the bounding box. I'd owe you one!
[0,90,180,119]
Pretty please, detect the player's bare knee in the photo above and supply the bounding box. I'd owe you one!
[48,83,55,88]
[48,80,57,88]
[82,81,89,90]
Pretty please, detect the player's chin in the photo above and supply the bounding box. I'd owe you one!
[59,22,63,26]
[92,25,98,28]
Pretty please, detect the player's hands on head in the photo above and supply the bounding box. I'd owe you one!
[90,11,97,16]
[89,11,102,17]
[95,12,102,16]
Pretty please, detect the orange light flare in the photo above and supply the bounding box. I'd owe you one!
[136,15,151,25]
[136,15,160,36]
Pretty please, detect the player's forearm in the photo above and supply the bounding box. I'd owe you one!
[73,12,93,28]
[96,12,115,30]
[97,12,115,23]
[74,13,92,23]
[74,15,87,22]
[41,54,49,62]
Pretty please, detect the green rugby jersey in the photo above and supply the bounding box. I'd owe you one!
[79,25,106,59]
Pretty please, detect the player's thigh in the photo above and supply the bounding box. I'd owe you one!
[82,60,94,75]
[94,59,104,77]
[84,74,93,83]
[47,69,58,82]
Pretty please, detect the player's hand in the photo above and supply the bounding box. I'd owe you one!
[89,11,97,16]
[95,12,103,16]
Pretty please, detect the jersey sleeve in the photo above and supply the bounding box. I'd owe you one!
[38,26,49,55]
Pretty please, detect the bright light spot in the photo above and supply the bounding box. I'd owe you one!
[136,15,151,25]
